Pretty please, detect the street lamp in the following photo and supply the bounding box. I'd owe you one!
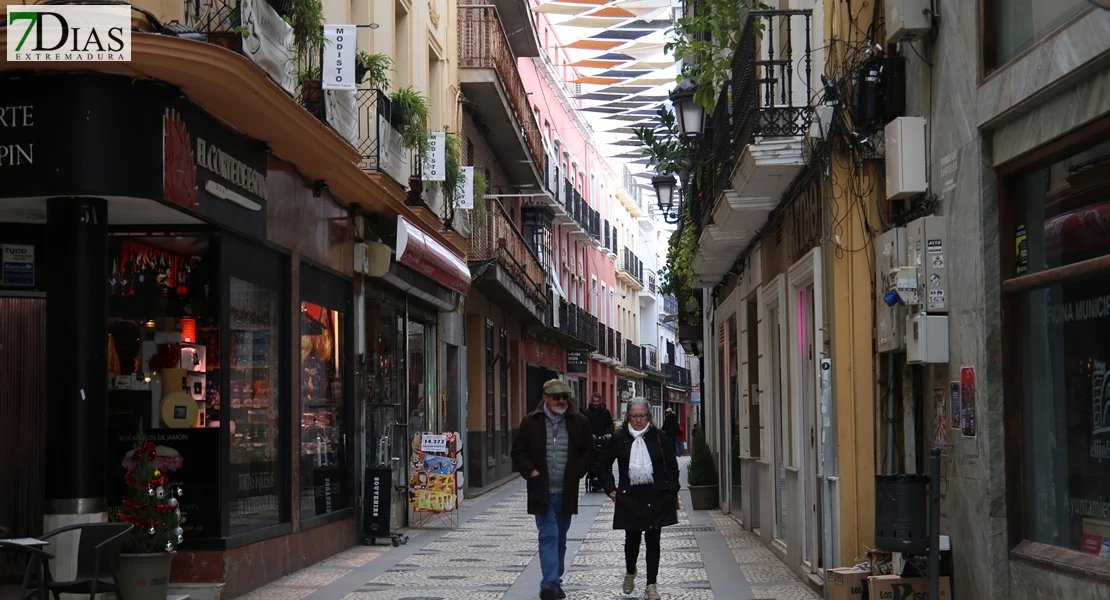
[652,172,677,213]
[669,78,704,139]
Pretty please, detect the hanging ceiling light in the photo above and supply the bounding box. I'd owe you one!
[668,78,704,139]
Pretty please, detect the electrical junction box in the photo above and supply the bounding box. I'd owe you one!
[884,117,928,200]
[906,216,948,313]
[906,313,949,364]
[875,227,907,353]
[886,0,932,44]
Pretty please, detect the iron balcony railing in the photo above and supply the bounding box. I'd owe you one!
[606,327,615,359]
[596,324,606,354]
[356,89,419,187]
[690,9,814,235]
[467,199,547,303]
[615,331,622,362]
[458,4,544,172]
[625,340,642,370]
[645,269,657,294]
[662,294,679,316]
[603,220,612,251]
[553,296,597,348]
[642,344,659,372]
[663,364,692,389]
[621,248,644,285]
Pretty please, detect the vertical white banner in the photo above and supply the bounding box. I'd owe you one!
[422,132,446,181]
[459,167,475,209]
[322,25,356,91]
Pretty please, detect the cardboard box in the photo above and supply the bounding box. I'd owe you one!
[868,575,951,600]
[868,550,894,575]
[827,567,869,600]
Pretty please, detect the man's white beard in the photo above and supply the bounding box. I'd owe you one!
[549,404,568,415]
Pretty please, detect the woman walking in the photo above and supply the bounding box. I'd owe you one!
[599,398,679,600]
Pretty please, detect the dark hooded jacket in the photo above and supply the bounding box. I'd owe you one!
[511,403,596,515]
[599,422,680,530]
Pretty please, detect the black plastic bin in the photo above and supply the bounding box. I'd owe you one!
[875,473,929,554]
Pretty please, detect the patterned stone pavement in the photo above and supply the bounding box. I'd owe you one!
[231,459,821,600]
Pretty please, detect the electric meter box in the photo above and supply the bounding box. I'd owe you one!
[885,117,928,200]
[907,313,949,364]
[886,0,933,43]
[875,227,908,352]
[906,216,948,313]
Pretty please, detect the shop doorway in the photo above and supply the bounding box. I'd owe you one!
[525,364,557,415]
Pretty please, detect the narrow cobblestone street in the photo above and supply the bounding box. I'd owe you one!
[232,460,819,600]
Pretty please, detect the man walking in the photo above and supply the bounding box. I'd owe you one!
[585,393,615,440]
[511,379,596,600]
[662,408,682,456]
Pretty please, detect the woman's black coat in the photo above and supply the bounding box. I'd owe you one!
[599,422,680,531]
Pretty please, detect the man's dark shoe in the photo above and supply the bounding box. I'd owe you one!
[554,587,567,599]
[540,584,556,600]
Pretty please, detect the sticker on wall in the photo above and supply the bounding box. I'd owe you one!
[927,239,943,254]
[949,381,961,429]
[960,367,977,438]
[1015,224,1029,275]
[933,387,948,454]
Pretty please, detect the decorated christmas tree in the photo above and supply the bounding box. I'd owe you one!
[112,427,186,554]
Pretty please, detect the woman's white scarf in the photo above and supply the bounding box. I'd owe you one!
[628,425,655,486]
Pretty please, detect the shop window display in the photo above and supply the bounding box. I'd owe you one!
[1008,139,1110,558]
[228,277,282,533]
[300,301,347,519]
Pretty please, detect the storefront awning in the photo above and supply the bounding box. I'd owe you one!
[396,216,471,296]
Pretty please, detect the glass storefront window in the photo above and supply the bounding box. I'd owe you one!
[299,301,346,519]
[993,0,1086,67]
[229,277,281,534]
[409,320,427,429]
[1007,136,1110,558]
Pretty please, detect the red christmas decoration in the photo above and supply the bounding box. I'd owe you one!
[148,343,182,373]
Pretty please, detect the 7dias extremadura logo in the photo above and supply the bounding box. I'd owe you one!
[7,5,131,62]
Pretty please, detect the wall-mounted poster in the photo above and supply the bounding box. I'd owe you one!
[408,432,460,513]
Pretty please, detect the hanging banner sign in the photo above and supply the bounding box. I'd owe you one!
[459,166,475,209]
[422,132,446,181]
[241,0,294,95]
[322,25,356,91]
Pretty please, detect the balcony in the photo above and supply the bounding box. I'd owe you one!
[538,292,598,350]
[458,3,544,188]
[357,90,415,189]
[663,364,692,390]
[639,268,657,299]
[624,340,642,370]
[616,164,646,218]
[691,9,813,287]
[555,181,601,244]
[662,294,679,318]
[641,344,660,373]
[615,331,623,363]
[468,199,548,323]
[618,248,644,289]
[607,327,616,360]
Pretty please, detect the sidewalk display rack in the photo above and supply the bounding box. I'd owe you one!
[408,431,462,530]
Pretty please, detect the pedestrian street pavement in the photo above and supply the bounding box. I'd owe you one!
[232,458,821,600]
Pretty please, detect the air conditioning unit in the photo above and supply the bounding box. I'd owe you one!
[886,0,932,43]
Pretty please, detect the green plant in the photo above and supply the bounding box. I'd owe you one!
[472,170,488,222]
[665,0,769,111]
[356,51,392,92]
[390,87,432,163]
[441,135,464,202]
[687,426,718,487]
[660,215,701,324]
[632,106,688,175]
[232,24,249,39]
[297,64,321,82]
[289,0,325,73]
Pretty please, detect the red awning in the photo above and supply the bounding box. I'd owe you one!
[395,216,471,296]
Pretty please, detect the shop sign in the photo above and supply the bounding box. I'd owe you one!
[362,466,393,535]
[422,132,446,182]
[321,25,356,91]
[240,0,294,95]
[6,5,130,62]
[376,114,410,186]
[459,166,475,209]
[566,349,588,373]
[1,244,34,286]
[395,216,471,296]
[324,90,359,147]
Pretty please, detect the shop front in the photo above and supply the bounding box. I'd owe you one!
[363,216,468,529]
[0,71,371,597]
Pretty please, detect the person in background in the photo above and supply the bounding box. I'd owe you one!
[599,397,679,600]
[661,408,682,456]
[586,393,615,441]
[511,379,596,600]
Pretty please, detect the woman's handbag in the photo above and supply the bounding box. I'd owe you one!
[656,430,680,510]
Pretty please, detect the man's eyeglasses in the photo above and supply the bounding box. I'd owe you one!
[551,394,570,402]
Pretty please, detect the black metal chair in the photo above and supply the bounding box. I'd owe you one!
[0,541,53,600]
[32,523,132,600]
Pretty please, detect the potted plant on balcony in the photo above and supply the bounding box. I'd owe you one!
[289,0,325,110]
[356,51,392,92]
[472,170,488,222]
[390,87,431,163]
[687,425,719,510]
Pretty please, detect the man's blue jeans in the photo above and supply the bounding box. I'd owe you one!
[535,493,572,590]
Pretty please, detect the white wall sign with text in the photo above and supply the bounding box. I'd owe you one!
[322,25,356,91]
[422,132,446,181]
[459,166,475,209]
